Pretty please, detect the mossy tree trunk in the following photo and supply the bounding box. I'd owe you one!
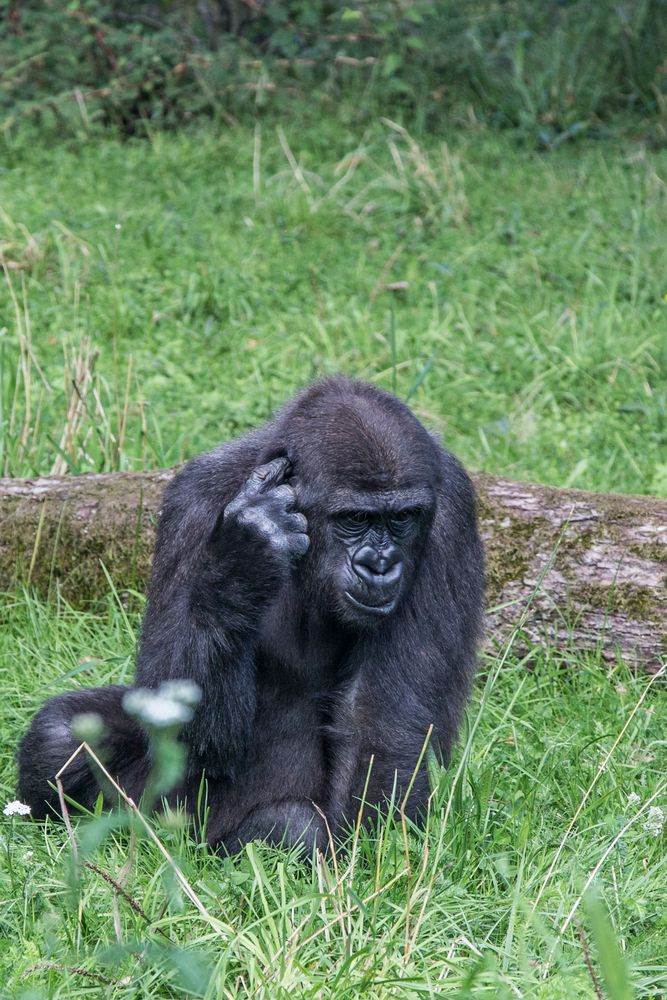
[0,470,665,669]
[474,474,666,671]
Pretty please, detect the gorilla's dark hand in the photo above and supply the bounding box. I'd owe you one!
[223,456,310,570]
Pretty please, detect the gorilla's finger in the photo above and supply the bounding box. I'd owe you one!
[249,456,292,492]
[270,484,297,510]
[288,512,308,533]
[290,532,310,558]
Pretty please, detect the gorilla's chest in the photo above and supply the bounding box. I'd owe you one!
[257,600,353,693]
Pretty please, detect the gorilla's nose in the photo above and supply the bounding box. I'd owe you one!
[353,546,402,587]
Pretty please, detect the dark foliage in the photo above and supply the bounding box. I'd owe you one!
[18,378,484,853]
[1,1,665,136]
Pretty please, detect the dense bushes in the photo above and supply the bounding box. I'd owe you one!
[1,0,666,135]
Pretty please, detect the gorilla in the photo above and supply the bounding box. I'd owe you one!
[18,377,484,854]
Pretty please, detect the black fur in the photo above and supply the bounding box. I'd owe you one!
[18,378,484,853]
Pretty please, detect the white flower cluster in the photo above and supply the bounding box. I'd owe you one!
[123,680,201,729]
[626,794,664,837]
[644,805,665,838]
[3,800,31,817]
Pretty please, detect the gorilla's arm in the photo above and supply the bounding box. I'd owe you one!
[136,452,309,780]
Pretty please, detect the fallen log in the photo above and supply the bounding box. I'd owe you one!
[0,470,665,669]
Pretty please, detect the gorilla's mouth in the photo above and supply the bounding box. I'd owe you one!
[345,591,398,616]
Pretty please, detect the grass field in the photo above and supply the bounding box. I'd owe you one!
[0,116,666,998]
[1,120,665,492]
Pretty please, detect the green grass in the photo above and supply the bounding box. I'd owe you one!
[0,595,665,997]
[0,116,666,997]
[0,119,665,492]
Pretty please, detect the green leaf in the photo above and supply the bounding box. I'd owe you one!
[382,52,402,78]
[406,35,426,51]
[584,888,635,1000]
[404,7,424,23]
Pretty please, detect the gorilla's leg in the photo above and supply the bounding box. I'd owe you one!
[221,799,327,855]
[200,683,329,855]
[18,686,150,819]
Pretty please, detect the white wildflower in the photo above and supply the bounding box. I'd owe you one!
[3,800,31,817]
[114,223,122,230]
[644,805,664,838]
[159,680,201,708]
[123,680,201,728]
[23,850,33,862]
[627,792,641,809]
[141,698,191,727]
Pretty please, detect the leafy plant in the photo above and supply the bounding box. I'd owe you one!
[1,0,666,137]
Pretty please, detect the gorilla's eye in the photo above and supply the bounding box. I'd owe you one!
[338,511,370,533]
[389,509,417,533]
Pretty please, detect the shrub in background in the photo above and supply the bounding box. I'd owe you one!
[0,0,665,135]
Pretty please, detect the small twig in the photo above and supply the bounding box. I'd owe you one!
[55,741,230,935]
[83,861,171,940]
[55,746,84,862]
[112,844,130,944]
[66,7,117,69]
[276,126,313,204]
[400,725,434,960]
[25,962,117,985]
[370,243,405,301]
[334,54,378,66]
[253,122,262,205]
[577,923,604,1000]
[27,501,48,586]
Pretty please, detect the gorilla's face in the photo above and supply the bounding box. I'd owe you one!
[332,508,422,620]
[304,487,433,629]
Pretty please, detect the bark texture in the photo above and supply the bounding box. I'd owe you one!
[475,474,666,671]
[0,470,665,669]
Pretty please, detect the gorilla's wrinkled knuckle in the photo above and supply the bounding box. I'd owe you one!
[252,456,289,490]
[291,512,308,532]
[253,513,278,539]
[247,468,271,492]
[259,494,280,516]
[233,505,253,528]
[267,531,290,557]
[293,533,310,557]
[223,495,244,520]
[272,484,295,508]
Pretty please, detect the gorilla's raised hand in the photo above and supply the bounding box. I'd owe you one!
[222,457,309,570]
[127,458,311,782]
